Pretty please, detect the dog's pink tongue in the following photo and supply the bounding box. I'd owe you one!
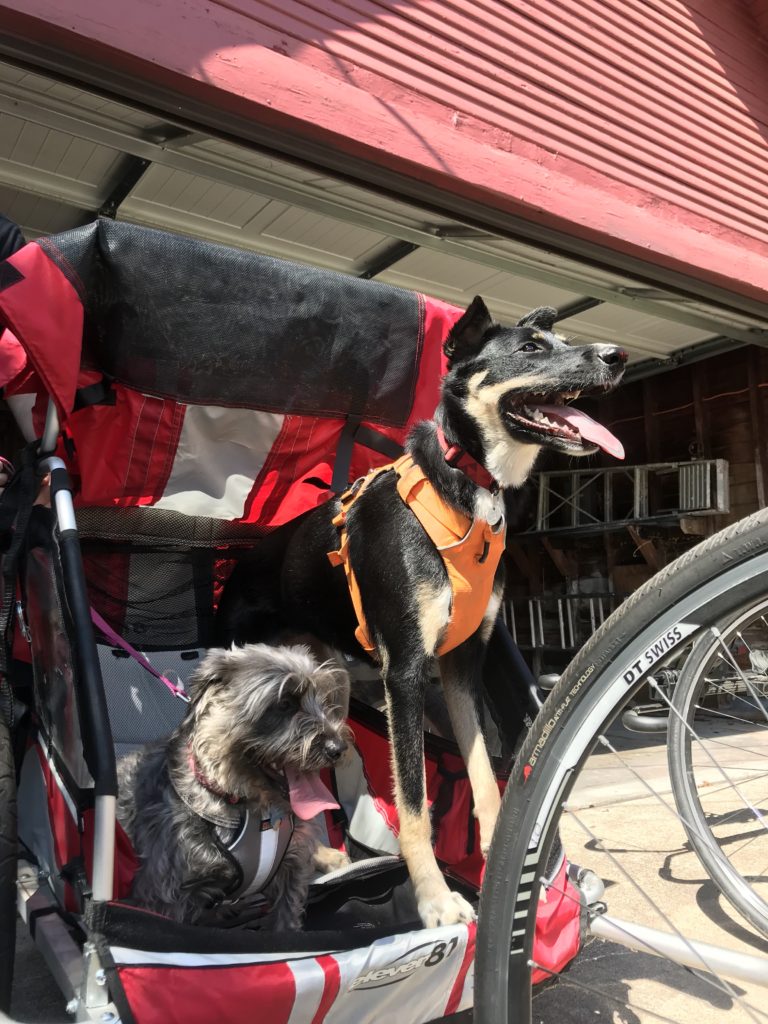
[285,767,339,821]
[534,404,625,460]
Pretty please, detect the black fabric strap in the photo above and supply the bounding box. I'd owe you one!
[330,417,404,494]
[0,215,25,262]
[330,415,362,495]
[224,811,294,900]
[74,376,115,410]
[354,426,403,460]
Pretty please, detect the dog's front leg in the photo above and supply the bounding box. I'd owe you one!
[384,653,476,929]
[439,636,501,858]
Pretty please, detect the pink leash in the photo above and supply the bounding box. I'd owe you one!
[90,607,190,702]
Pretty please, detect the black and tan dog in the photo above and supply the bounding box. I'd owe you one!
[218,298,627,928]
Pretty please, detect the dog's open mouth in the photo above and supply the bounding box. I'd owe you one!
[504,389,624,459]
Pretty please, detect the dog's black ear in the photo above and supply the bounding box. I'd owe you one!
[444,296,494,368]
[516,306,558,332]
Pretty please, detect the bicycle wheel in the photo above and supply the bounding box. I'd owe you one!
[668,596,768,936]
[476,507,768,1024]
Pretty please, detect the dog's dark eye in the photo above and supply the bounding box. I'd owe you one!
[520,342,540,353]
[278,696,299,712]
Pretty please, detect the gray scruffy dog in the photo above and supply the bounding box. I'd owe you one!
[117,643,351,929]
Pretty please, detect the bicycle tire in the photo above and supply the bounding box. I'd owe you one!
[476,506,768,1023]
[668,596,768,936]
[0,711,16,1012]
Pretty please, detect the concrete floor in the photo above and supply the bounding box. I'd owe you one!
[532,721,768,1022]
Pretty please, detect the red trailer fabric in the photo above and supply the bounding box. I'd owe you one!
[6,221,585,1022]
[0,221,462,532]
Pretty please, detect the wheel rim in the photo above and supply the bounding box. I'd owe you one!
[668,596,768,936]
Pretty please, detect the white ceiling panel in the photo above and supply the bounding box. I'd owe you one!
[0,62,159,133]
[379,259,577,324]
[260,206,386,260]
[379,248,504,294]
[119,196,388,275]
[0,184,87,238]
[125,164,390,271]
[564,304,712,357]
[132,166,256,219]
[451,272,579,321]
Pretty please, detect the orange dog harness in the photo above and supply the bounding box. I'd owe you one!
[328,454,506,657]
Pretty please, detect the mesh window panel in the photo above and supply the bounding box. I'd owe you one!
[98,645,194,757]
[83,543,217,652]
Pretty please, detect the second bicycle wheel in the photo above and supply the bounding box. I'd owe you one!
[668,596,768,937]
[476,507,768,1024]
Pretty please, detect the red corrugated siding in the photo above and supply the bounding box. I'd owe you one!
[214,0,768,248]
[746,0,768,37]
[3,0,768,302]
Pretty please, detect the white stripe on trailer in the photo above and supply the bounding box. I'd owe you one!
[335,745,400,855]
[154,405,284,518]
[110,946,338,967]
[286,957,327,1024]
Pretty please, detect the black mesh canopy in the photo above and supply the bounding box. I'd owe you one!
[39,220,423,426]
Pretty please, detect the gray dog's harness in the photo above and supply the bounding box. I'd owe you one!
[176,748,295,903]
[219,808,294,900]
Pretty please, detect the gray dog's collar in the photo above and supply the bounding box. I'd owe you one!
[170,768,243,830]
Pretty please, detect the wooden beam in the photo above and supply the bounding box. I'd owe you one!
[691,362,709,459]
[626,525,663,572]
[642,379,660,462]
[747,348,768,509]
[507,541,534,584]
[541,537,578,578]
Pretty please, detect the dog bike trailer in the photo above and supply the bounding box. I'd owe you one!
[0,221,583,1023]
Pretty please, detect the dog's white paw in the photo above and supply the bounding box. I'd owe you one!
[313,845,351,874]
[418,890,476,929]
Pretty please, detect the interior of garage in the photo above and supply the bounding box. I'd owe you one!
[2,54,767,679]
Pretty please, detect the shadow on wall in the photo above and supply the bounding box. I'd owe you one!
[684,1,768,149]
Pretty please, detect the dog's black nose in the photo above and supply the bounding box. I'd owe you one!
[324,737,346,762]
[597,345,629,367]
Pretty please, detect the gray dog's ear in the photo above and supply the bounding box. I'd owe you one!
[444,296,494,368]
[516,306,558,332]
[186,646,235,699]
